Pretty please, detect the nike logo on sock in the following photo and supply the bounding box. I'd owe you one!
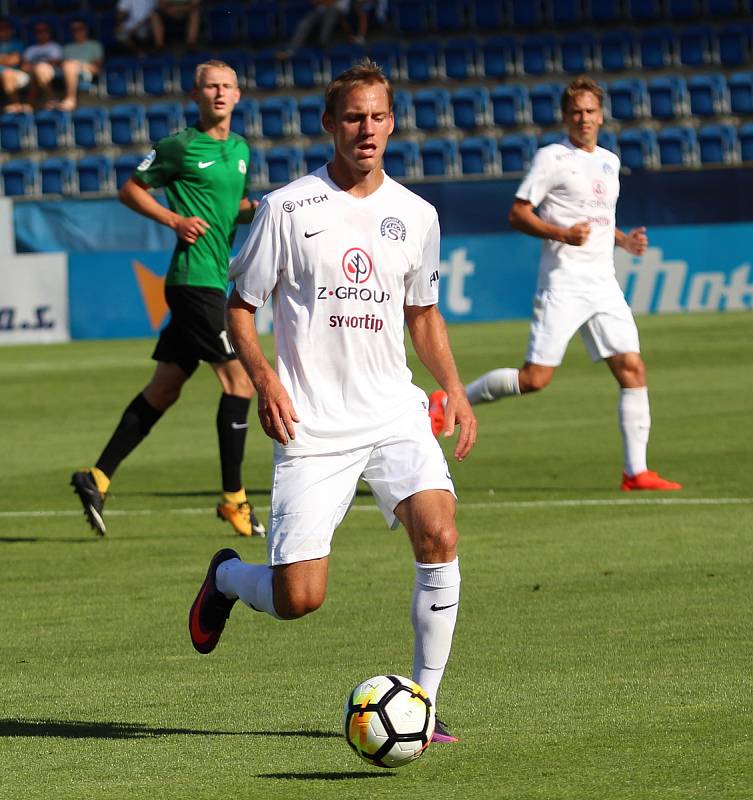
[231,422,248,429]
[430,602,458,612]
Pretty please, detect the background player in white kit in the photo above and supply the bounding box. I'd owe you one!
[430,76,680,492]
[188,61,477,743]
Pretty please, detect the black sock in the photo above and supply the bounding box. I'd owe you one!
[96,393,163,478]
[217,393,250,493]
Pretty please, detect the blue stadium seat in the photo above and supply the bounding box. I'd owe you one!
[530,83,564,125]
[420,138,460,176]
[538,130,565,148]
[459,136,500,175]
[392,0,432,34]
[599,29,636,72]
[291,47,325,89]
[450,87,491,130]
[298,94,325,137]
[729,72,753,114]
[384,139,422,178]
[392,89,416,133]
[146,101,183,142]
[259,96,298,138]
[367,41,404,81]
[718,22,753,67]
[253,49,290,90]
[482,36,518,79]
[108,104,146,146]
[678,24,715,66]
[1,159,38,196]
[510,0,543,26]
[76,155,114,193]
[639,27,676,70]
[547,0,585,25]
[178,52,213,93]
[608,78,649,121]
[617,128,659,169]
[413,88,451,130]
[97,9,119,49]
[739,122,753,162]
[279,0,310,39]
[265,145,305,184]
[326,43,366,78]
[598,129,619,153]
[436,0,471,30]
[589,0,624,23]
[657,126,699,166]
[405,40,444,82]
[443,38,481,81]
[491,84,530,125]
[40,157,74,195]
[206,2,246,45]
[248,147,266,184]
[34,109,71,150]
[114,153,144,189]
[243,1,277,44]
[648,75,689,119]
[183,102,198,128]
[473,0,507,27]
[706,0,743,14]
[304,142,334,174]
[698,123,739,164]
[688,74,729,116]
[231,98,260,138]
[104,57,141,98]
[72,107,108,148]
[222,50,254,90]
[667,0,702,18]
[560,32,596,73]
[498,133,537,172]
[522,34,559,76]
[141,55,176,96]
[626,0,663,21]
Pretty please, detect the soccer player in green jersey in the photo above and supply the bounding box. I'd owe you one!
[71,60,265,538]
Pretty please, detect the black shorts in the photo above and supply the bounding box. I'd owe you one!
[152,285,236,376]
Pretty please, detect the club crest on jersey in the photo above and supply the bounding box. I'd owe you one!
[342,248,373,284]
[592,179,607,198]
[238,160,247,174]
[137,150,156,171]
[380,216,406,242]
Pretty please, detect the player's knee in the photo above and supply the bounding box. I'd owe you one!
[413,523,458,563]
[519,370,551,393]
[275,591,324,620]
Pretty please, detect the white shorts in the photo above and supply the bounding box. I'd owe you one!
[265,408,456,566]
[525,283,640,367]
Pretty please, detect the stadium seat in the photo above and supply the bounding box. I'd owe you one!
[304,142,334,174]
[146,101,183,142]
[103,57,141,98]
[76,155,114,193]
[530,83,564,125]
[598,129,619,153]
[589,0,624,23]
[459,136,500,175]
[697,123,739,164]
[609,78,649,121]
[392,89,416,133]
[482,36,518,79]
[639,27,676,70]
[498,133,537,172]
[648,76,690,119]
[450,87,491,130]
[231,98,260,138]
[599,29,636,72]
[491,84,530,125]
[384,139,421,178]
[253,49,290,90]
[617,128,659,169]
[626,0,663,21]
[739,122,753,162]
[141,55,176,96]
[657,126,699,166]
[405,40,444,82]
[1,159,38,196]
[420,138,460,177]
[413,87,451,131]
[473,0,507,28]
[108,104,146,146]
[222,50,253,90]
[265,145,305,184]
[326,43,367,78]
[114,153,144,189]
[547,0,585,25]
[298,94,325,137]
[206,2,246,45]
[678,24,715,66]
[40,157,74,195]
[560,32,596,74]
[248,147,266,184]
[392,0,432,34]
[243,1,277,44]
[688,74,730,116]
[291,47,325,89]
[436,0,471,31]
[718,22,753,67]
[729,72,753,114]
[706,0,742,14]
[280,0,310,39]
[522,34,559,76]
[34,109,71,150]
[178,52,213,93]
[97,9,119,49]
[259,96,298,138]
[667,0,701,18]
[367,41,404,81]
[443,38,481,81]
[72,107,108,148]
[183,102,199,129]
[539,130,565,148]
[510,0,543,26]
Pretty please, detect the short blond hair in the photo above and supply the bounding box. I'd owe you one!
[561,75,604,114]
[193,59,238,89]
[324,59,393,117]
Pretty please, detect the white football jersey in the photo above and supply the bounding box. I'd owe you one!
[516,139,622,292]
[229,167,441,454]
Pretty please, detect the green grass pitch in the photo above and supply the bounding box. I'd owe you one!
[1,311,751,800]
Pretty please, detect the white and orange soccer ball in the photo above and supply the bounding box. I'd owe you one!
[343,674,435,768]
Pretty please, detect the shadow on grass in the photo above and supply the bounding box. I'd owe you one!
[257,771,392,781]
[0,719,340,740]
[0,536,96,544]
[122,487,374,499]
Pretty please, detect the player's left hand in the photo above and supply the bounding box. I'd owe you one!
[441,391,477,461]
[624,226,648,256]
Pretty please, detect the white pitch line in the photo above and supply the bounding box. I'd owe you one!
[0,497,752,520]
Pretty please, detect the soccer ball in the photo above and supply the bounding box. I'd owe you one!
[343,674,435,768]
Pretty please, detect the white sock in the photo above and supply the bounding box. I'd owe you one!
[411,558,461,709]
[465,368,520,405]
[216,558,281,619]
[619,387,651,476]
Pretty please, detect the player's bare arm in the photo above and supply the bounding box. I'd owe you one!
[226,289,299,445]
[509,198,590,245]
[405,304,477,461]
[119,177,210,244]
[616,225,648,256]
[236,198,258,225]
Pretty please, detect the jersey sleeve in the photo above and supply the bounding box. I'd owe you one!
[133,136,183,189]
[404,211,440,307]
[228,195,282,307]
[515,147,558,209]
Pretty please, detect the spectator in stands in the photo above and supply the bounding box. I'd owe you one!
[20,20,63,110]
[152,0,201,50]
[350,0,389,44]
[55,18,104,111]
[276,0,351,60]
[116,0,158,56]
[0,17,31,112]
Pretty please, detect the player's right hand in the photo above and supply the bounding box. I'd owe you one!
[257,379,299,445]
[564,221,591,245]
[175,215,210,244]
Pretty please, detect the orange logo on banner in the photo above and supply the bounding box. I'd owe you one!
[132,260,168,331]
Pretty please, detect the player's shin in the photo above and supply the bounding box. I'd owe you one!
[465,368,520,405]
[217,393,250,492]
[96,393,163,477]
[410,558,461,707]
[619,387,651,476]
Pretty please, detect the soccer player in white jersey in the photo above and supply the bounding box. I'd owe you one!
[188,61,477,743]
[429,75,681,492]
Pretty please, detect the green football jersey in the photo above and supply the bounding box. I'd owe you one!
[134,126,250,290]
